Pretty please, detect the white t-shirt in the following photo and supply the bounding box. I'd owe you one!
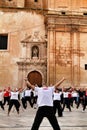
[10,91,19,100]
[33,90,38,97]
[63,92,69,98]
[53,92,62,101]
[0,92,4,101]
[35,86,55,107]
[72,91,79,97]
[24,89,31,97]
[20,91,25,99]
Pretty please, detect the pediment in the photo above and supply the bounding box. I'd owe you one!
[21,31,45,43]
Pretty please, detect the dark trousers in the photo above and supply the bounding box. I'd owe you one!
[8,99,20,113]
[77,97,84,109]
[21,98,27,109]
[53,100,63,117]
[3,96,10,105]
[31,106,61,130]
[62,98,71,111]
[83,97,87,111]
[0,101,4,110]
[25,96,33,108]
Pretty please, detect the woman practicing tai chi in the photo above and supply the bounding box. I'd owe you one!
[25,77,65,130]
[8,88,22,116]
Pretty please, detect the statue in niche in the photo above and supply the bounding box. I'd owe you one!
[32,46,39,58]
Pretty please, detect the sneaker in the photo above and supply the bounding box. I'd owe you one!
[82,110,85,113]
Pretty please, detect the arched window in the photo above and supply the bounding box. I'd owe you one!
[32,46,39,58]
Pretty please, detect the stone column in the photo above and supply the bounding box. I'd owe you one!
[27,43,31,59]
[71,26,80,86]
[47,25,56,85]
[21,43,27,59]
[73,32,80,86]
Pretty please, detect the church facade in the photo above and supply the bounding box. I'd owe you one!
[0,0,87,88]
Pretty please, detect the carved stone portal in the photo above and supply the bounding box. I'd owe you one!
[17,31,47,87]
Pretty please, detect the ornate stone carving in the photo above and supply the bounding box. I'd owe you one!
[21,31,45,43]
[18,30,47,86]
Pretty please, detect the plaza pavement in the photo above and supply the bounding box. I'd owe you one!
[0,104,87,130]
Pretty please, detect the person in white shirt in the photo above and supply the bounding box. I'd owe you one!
[62,87,72,112]
[72,89,79,105]
[53,89,63,117]
[33,89,38,109]
[25,77,65,130]
[0,90,4,110]
[8,88,21,116]
[24,87,33,108]
[20,90,27,109]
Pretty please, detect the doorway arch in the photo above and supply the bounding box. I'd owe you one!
[27,71,42,87]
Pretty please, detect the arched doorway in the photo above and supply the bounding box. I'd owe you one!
[27,71,42,87]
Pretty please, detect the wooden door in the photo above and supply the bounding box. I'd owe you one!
[28,71,42,87]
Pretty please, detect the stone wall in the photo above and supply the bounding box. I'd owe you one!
[0,0,87,88]
[46,14,87,87]
[0,8,45,88]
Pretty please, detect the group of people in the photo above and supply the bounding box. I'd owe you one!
[0,78,87,130]
[0,85,38,115]
[53,86,87,115]
[0,77,65,130]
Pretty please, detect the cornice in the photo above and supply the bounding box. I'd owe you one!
[45,15,87,32]
[17,58,47,66]
[46,15,87,26]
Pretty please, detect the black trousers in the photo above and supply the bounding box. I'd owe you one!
[31,106,61,130]
[83,97,87,111]
[3,96,10,105]
[0,101,4,110]
[53,100,63,117]
[8,99,20,112]
[62,98,71,111]
[21,98,27,109]
[77,97,84,109]
[25,96,33,108]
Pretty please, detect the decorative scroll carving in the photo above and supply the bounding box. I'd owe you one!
[21,31,45,43]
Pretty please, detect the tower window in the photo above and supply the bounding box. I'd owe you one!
[34,0,38,2]
[61,11,66,15]
[85,64,87,70]
[0,34,8,50]
[83,12,87,16]
[7,0,13,1]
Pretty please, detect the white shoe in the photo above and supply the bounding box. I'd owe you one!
[82,110,85,112]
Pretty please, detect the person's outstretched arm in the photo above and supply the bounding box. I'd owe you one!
[25,78,35,90]
[54,77,65,88]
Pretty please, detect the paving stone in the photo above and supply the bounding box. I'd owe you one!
[0,105,87,130]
